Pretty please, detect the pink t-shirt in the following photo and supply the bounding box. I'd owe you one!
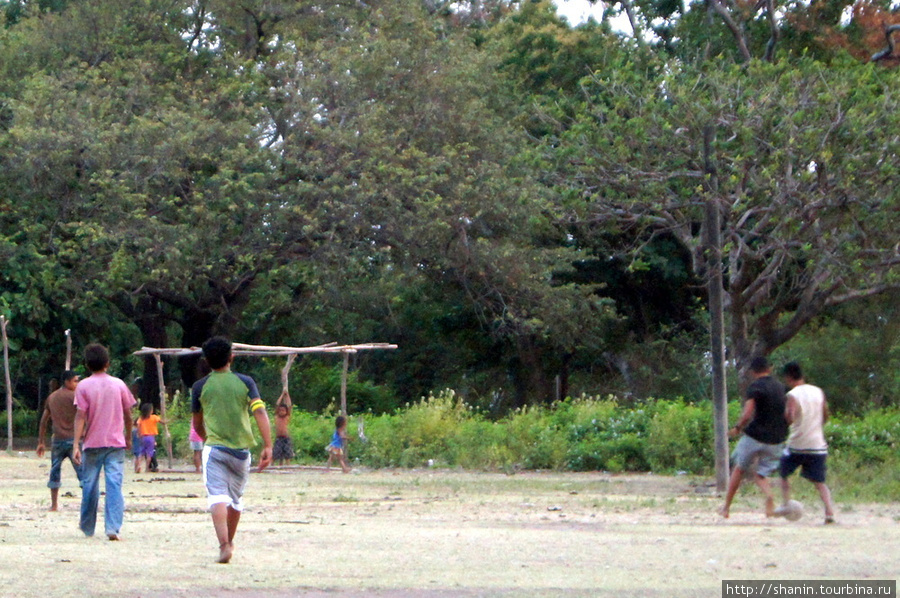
[189,421,203,443]
[74,372,137,449]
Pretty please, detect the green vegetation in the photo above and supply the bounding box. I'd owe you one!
[9,386,895,501]
[113,390,899,502]
[0,0,896,509]
[0,0,897,415]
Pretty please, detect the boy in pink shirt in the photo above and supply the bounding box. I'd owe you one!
[73,343,136,540]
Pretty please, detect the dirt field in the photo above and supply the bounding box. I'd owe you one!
[0,452,897,597]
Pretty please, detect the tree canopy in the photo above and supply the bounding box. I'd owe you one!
[0,0,897,412]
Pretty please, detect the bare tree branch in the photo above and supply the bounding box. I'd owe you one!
[871,23,900,62]
[706,0,752,62]
[763,0,780,62]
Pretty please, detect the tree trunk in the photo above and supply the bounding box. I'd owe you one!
[510,335,553,406]
[134,302,169,410]
[178,309,218,388]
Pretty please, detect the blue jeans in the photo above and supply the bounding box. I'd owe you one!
[80,447,126,537]
[48,439,84,489]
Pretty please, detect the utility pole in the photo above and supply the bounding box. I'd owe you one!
[704,125,730,493]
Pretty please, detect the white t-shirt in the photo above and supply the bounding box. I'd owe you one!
[786,383,827,453]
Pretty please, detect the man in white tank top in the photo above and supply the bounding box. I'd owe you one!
[776,362,836,524]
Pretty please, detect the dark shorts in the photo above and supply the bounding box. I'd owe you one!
[780,450,827,483]
[273,436,294,461]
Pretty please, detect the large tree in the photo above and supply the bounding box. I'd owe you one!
[529,56,900,376]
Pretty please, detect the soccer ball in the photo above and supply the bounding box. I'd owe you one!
[781,499,804,521]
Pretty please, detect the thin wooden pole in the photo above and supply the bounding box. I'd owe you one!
[280,354,296,395]
[132,343,396,358]
[64,329,72,371]
[340,351,349,418]
[1,316,13,451]
[153,354,174,469]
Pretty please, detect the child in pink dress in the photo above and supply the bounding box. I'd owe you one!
[189,420,204,473]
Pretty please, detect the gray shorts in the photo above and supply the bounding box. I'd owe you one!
[202,445,251,511]
[732,435,784,477]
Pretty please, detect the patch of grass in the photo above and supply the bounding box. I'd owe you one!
[332,494,359,503]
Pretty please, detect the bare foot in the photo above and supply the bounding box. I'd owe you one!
[718,505,729,519]
[218,542,233,564]
[107,534,120,541]
[764,497,775,518]
[49,506,58,512]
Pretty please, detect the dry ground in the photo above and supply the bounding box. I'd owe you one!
[0,452,897,597]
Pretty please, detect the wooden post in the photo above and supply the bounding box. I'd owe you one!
[153,354,174,469]
[280,354,296,396]
[65,329,72,371]
[340,351,349,418]
[1,316,13,451]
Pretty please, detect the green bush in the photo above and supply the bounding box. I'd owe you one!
[291,362,397,414]
[567,433,646,472]
[555,397,654,472]
[288,411,335,462]
[0,408,40,437]
[153,389,900,504]
[361,390,472,468]
[450,420,515,469]
[646,401,715,474]
[503,405,567,469]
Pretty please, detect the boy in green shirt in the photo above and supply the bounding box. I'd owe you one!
[192,337,272,563]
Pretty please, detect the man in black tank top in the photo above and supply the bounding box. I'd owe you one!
[720,356,788,519]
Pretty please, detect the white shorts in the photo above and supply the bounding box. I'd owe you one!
[202,445,251,511]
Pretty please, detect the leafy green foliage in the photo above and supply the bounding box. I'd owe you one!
[0,408,39,437]
[156,394,900,504]
[0,0,897,421]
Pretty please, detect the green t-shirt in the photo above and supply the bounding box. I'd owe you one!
[191,370,262,449]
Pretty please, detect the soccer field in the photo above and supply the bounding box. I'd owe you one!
[0,454,897,597]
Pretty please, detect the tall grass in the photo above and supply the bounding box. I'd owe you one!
[131,390,900,501]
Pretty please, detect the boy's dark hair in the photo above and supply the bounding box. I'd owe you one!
[782,361,803,381]
[61,370,78,383]
[84,343,110,373]
[335,415,347,429]
[202,336,232,370]
[749,356,771,374]
[140,403,153,418]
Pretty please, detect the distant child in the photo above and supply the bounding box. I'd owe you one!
[135,403,162,474]
[131,415,141,469]
[272,391,294,466]
[189,420,204,473]
[192,336,273,564]
[326,415,351,473]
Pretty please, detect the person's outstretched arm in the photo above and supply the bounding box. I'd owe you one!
[36,406,52,457]
[251,401,273,472]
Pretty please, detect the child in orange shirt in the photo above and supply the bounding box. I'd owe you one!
[135,403,163,473]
